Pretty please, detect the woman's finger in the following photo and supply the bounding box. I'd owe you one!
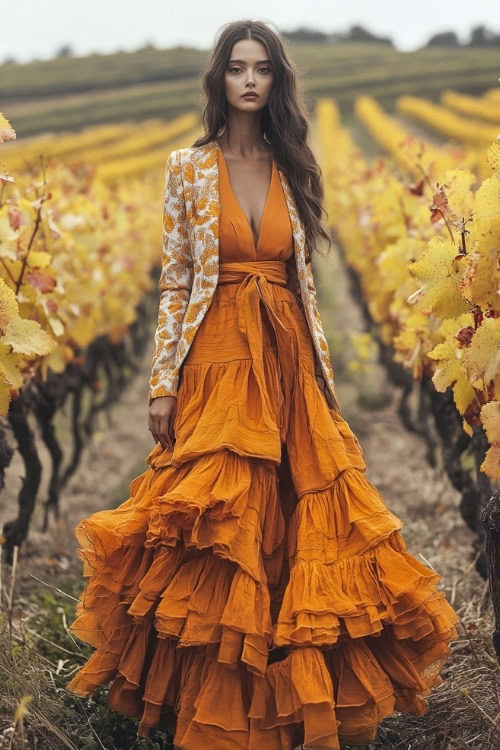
[155,417,172,450]
[169,405,177,443]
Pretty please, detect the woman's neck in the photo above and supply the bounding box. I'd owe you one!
[217,120,270,159]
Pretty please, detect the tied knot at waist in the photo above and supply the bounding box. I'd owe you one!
[216,260,292,444]
[218,260,288,286]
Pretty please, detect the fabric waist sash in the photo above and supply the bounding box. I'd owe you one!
[218,260,288,286]
[216,260,293,443]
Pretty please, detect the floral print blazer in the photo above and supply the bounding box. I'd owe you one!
[148,139,340,413]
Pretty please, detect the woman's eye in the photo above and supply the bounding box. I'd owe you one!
[228,66,272,74]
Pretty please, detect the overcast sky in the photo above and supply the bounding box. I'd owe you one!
[2,0,499,63]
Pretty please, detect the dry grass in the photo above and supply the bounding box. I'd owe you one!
[375,592,499,749]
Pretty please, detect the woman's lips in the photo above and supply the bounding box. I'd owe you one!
[242,93,258,99]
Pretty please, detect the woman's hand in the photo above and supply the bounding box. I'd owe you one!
[148,396,177,451]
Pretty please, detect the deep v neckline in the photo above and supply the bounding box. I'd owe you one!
[218,143,275,253]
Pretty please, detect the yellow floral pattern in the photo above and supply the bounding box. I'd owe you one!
[149,140,340,412]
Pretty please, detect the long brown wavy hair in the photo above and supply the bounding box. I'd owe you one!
[191,19,332,264]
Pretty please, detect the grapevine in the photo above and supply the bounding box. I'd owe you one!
[0,112,200,559]
[317,97,499,577]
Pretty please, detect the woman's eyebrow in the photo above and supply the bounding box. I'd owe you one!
[228,58,272,64]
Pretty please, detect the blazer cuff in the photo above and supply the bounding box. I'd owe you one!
[148,384,178,406]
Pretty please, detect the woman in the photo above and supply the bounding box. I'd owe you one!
[66,19,460,750]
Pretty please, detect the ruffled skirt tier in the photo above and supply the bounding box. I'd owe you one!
[67,276,459,749]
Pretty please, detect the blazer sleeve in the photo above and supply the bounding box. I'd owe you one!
[148,149,194,405]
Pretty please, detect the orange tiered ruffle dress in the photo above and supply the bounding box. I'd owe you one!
[66,145,460,749]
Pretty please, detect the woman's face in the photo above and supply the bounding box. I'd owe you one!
[224,38,274,113]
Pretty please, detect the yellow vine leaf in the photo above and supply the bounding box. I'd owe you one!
[427,339,476,414]
[70,314,100,348]
[462,317,500,388]
[0,373,13,415]
[485,142,500,177]
[474,175,500,226]
[347,331,377,373]
[481,443,500,481]
[393,310,435,379]
[0,280,19,333]
[0,215,19,258]
[379,237,429,295]
[48,316,65,337]
[462,418,473,437]
[0,341,24,388]
[407,237,469,318]
[43,344,72,375]
[3,316,56,356]
[436,313,475,339]
[0,113,16,143]
[0,161,14,183]
[453,376,478,414]
[481,401,500,442]
[27,250,52,269]
[427,341,461,388]
[441,169,476,219]
[459,244,499,308]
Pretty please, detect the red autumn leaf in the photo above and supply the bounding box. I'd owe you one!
[431,186,460,224]
[408,179,424,196]
[464,401,481,427]
[26,270,56,293]
[430,207,444,223]
[455,326,475,348]
[8,205,26,231]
